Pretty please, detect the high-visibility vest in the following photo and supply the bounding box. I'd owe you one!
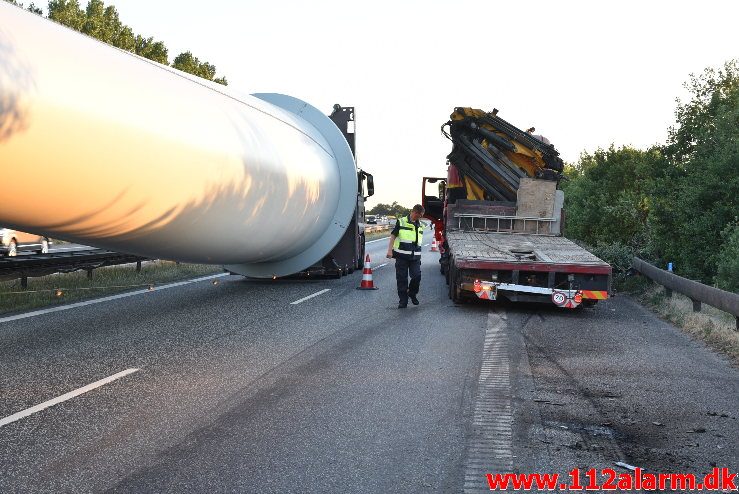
[393,215,424,260]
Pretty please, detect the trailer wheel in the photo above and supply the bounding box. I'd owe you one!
[448,262,454,299]
[449,263,463,303]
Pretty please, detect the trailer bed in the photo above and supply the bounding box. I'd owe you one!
[444,230,611,306]
[447,231,609,267]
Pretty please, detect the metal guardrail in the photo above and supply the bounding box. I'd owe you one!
[0,249,148,288]
[632,257,739,330]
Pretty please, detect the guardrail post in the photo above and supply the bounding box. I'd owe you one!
[21,276,27,289]
[136,261,142,272]
[87,269,93,280]
[665,287,672,298]
[691,298,701,312]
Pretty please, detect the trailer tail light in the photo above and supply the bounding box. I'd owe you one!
[473,279,482,293]
[574,291,583,304]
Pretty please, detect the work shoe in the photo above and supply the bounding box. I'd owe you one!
[409,294,419,305]
[398,302,407,309]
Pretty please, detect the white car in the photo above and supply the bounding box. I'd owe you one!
[0,228,51,256]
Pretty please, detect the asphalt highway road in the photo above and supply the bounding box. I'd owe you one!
[0,231,737,493]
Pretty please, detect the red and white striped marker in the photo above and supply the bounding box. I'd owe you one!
[430,237,439,252]
[356,254,379,290]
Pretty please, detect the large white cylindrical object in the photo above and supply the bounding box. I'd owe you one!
[0,4,357,277]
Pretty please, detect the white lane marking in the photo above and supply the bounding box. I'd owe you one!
[366,236,390,244]
[374,263,388,269]
[290,288,331,305]
[0,273,229,324]
[0,368,140,428]
[423,243,430,247]
[463,311,513,493]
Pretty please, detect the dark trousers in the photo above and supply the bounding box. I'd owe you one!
[395,257,421,303]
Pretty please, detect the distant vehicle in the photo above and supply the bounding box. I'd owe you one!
[0,228,51,256]
[366,215,377,224]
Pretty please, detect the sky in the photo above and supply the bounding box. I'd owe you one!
[45,0,739,207]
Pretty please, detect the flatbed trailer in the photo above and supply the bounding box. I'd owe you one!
[445,229,611,307]
[425,106,612,308]
[426,188,612,309]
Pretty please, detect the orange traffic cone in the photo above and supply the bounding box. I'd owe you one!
[431,237,439,252]
[357,254,379,290]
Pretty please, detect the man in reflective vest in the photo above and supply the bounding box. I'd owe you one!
[386,204,425,308]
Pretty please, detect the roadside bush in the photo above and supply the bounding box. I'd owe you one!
[621,274,651,294]
[715,222,739,292]
[591,242,634,285]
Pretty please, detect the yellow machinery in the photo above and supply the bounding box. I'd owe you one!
[442,107,564,202]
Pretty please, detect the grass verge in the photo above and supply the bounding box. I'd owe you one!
[366,229,391,242]
[0,261,223,316]
[624,276,739,365]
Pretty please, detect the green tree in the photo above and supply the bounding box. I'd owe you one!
[81,1,134,51]
[369,203,392,216]
[5,0,44,14]
[561,145,661,252]
[30,0,229,85]
[650,60,739,282]
[134,35,169,64]
[172,51,227,85]
[369,201,409,217]
[715,222,739,292]
[47,0,85,30]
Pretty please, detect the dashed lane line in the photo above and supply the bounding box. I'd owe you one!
[0,368,140,428]
[366,236,390,244]
[290,289,331,305]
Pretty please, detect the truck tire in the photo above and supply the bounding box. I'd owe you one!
[448,262,454,299]
[449,262,463,303]
[356,233,365,270]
